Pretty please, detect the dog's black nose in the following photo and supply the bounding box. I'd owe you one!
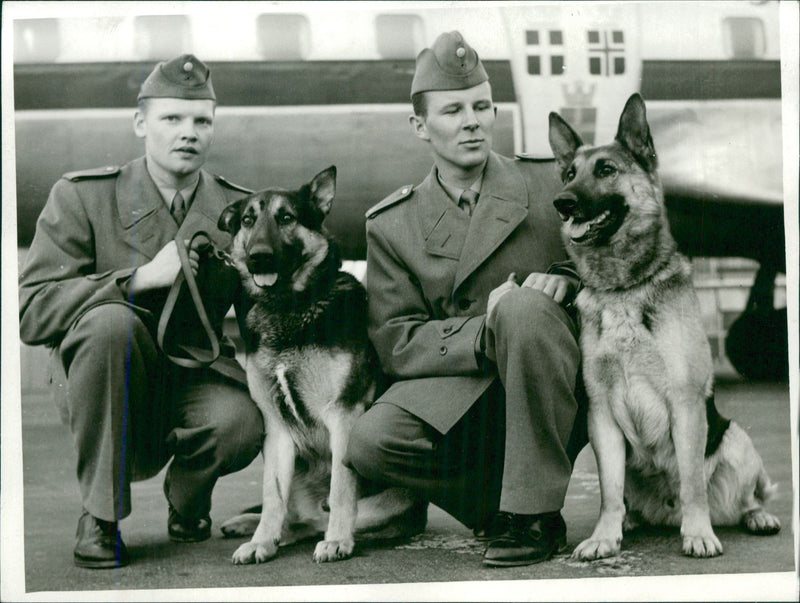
[246,245,276,274]
[553,194,579,220]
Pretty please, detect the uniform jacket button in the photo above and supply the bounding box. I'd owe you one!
[442,325,453,334]
[439,346,448,355]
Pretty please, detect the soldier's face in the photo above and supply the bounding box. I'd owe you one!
[134,98,215,181]
[411,82,496,173]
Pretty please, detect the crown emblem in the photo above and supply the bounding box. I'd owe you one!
[562,82,596,107]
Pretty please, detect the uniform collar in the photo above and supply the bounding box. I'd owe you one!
[116,157,164,229]
[436,167,484,206]
[451,152,530,290]
[480,152,528,207]
[145,158,201,208]
[115,157,222,230]
[418,152,526,234]
[115,157,232,259]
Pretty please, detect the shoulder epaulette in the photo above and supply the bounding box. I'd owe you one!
[214,174,253,194]
[365,185,414,219]
[62,165,120,181]
[515,154,556,162]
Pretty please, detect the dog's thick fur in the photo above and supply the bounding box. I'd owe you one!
[217,167,420,564]
[548,94,780,560]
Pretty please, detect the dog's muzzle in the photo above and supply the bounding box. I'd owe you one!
[553,192,582,222]
[246,245,280,288]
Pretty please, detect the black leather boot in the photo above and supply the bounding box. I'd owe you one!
[74,510,130,569]
[483,511,567,567]
[164,478,211,543]
[167,504,212,543]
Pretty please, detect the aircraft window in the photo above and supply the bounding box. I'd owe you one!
[588,30,625,76]
[375,14,424,59]
[256,14,310,60]
[134,15,192,60]
[723,17,765,59]
[527,29,563,76]
[14,18,60,63]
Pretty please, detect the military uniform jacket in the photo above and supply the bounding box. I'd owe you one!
[365,151,574,434]
[19,156,251,349]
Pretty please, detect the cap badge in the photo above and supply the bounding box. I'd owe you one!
[409,31,488,96]
[183,61,193,72]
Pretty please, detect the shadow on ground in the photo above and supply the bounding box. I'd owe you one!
[14,380,796,597]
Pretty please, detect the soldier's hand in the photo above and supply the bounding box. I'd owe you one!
[128,240,199,293]
[520,272,574,305]
[487,273,519,322]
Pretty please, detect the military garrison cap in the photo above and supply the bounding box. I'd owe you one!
[410,31,489,97]
[138,54,216,101]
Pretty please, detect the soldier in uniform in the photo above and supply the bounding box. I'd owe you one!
[18,55,263,569]
[345,32,587,567]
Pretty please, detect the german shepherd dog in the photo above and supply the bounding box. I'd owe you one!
[217,167,420,564]
[548,94,780,560]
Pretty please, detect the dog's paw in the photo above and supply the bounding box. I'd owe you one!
[742,509,781,535]
[681,513,723,558]
[232,539,279,565]
[572,536,621,561]
[312,538,355,563]
[681,532,723,557]
[221,514,260,538]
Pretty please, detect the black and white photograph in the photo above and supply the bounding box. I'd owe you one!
[2,1,797,600]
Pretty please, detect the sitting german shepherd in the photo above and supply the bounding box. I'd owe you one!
[548,94,780,560]
[217,166,421,564]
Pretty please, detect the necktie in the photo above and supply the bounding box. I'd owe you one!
[171,191,187,226]
[458,189,479,216]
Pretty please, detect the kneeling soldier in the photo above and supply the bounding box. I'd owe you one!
[19,55,263,568]
[345,32,587,567]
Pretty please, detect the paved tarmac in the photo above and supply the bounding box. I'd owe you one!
[9,378,798,600]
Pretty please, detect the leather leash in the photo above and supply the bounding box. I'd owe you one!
[157,232,248,386]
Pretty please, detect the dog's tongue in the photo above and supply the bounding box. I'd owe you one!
[568,218,591,241]
[253,273,278,288]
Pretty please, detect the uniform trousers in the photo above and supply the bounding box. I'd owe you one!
[58,303,264,523]
[345,288,586,528]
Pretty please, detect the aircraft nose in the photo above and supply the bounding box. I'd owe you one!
[553,192,579,221]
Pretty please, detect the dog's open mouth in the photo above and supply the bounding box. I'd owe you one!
[556,194,628,246]
[246,251,280,289]
[566,209,613,244]
[252,273,279,288]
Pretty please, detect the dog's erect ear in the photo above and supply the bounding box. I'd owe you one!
[548,112,583,176]
[615,93,657,172]
[218,199,244,233]
[309,166,337,217]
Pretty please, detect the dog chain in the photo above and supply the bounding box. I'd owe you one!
[211,245,235,268]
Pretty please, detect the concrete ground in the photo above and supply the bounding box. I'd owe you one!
[10,378,798,600]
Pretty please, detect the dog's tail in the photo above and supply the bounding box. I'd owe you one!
[755,467,778,503]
